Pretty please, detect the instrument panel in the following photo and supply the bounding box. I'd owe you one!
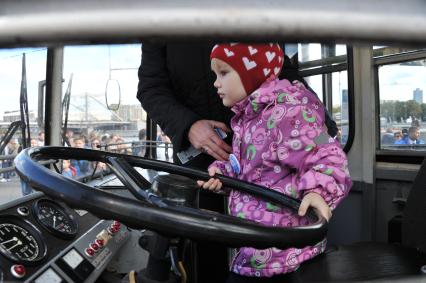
[0,192,129,282]
[33,199,78,239]
[0,216,47,263]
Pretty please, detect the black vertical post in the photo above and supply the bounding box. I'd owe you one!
[145,116,157,159]
[20,53,31,149]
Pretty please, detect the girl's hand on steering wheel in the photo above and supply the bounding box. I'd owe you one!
[298,192,332,221]
[197,166,224,193]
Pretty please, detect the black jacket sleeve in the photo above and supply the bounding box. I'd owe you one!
[137,43,201,153]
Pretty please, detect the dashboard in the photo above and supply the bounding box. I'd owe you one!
[0,192,129,282]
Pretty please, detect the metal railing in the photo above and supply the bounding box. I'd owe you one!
[0,140,173,180]
[0,0,425,46]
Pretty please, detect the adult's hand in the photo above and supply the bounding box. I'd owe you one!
[188,120,232,161]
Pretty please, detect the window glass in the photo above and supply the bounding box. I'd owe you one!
[298,43,346,63]
[304,75,323,102]
[373,46,426,57]
[0,48,47,204]
[335,45,347,56]
[332,71,349,145]
[62,44,166,163]
[298,44,350,146]
[298,43,322,62]
[378,59,426,150]
[305,71,349,145]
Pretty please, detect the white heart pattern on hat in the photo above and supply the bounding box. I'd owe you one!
[274,67,280,75]
[266,51,276,63]
[263,68,271,76]
[248,46,258,55]
[224,48,235,57]
[242,57,257,70]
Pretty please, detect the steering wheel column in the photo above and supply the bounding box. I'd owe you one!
[137,174,199,283]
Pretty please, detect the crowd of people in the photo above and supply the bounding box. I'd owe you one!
[62,128,160,179]
[0,128,172,195]
[381,126,425,145]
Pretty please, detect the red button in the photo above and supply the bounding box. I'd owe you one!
[11,265,25,278]
[108,226,118,234]
[85,248,95,257]
[96,239,104,247]
[90,243,99,251]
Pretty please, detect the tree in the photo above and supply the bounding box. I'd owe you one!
[421,103,426,121]
[406,100,422,120]
[394,101,406,122]
[381,101,395,122]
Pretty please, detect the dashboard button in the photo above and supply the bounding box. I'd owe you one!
[11,264,26,278]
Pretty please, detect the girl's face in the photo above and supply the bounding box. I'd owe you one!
[211,58,247,107]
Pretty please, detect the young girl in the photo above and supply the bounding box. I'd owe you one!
[197,43,352,282]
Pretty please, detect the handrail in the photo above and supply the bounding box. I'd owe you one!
[0,140,173,177]
[0,0,425,46]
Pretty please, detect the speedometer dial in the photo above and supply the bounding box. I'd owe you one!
[0,217,46,263]
[33,199,78,239]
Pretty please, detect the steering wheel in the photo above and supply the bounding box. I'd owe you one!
[14,146,327,250]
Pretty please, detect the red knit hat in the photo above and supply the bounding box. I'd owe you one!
[210,43,284,94]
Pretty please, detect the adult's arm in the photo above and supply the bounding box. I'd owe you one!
[137,43,200,153]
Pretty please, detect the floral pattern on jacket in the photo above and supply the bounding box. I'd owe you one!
[210,78,352,277]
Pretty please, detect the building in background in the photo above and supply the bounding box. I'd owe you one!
[413,88,423,104]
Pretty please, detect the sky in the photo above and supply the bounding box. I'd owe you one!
[0,44,425,121]
[379,64,426,102]
[0,44,141,119]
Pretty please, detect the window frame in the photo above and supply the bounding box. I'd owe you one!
[299,45,355,153]
[374,49,426,164]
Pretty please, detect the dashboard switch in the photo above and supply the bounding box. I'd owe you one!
[85,248,95,257]
[11,265,26,278]
[90,243,99,251]
[95,239,104,247]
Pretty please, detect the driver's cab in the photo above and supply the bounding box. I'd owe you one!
[0,1,425,283]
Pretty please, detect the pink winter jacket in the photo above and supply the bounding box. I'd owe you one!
[210,78,352,277]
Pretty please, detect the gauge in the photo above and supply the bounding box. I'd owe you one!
[33,199,78,239]
[0,217,47,263]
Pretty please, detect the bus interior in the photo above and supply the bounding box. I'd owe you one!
[0,1,425,282]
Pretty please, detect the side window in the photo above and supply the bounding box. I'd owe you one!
[375,48,426,152]
[0,48,47,203]
[62,44,151,157]
[296,44,351,148]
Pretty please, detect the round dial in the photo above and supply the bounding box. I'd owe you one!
[33,199,78,239]
[0,218,46,263]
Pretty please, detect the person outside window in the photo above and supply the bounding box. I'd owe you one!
[62,159,77,178]
[393,130,403,143]
[1,139,19,182]
[132,129,146,156]
[71,136,91,176]
[381,128,395,145]
[395,126,425,145]
[37,131,45,146]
